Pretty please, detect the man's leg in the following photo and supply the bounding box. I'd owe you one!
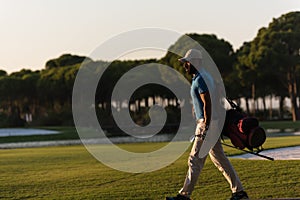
[209,139,244,193]
[179,122,207,196]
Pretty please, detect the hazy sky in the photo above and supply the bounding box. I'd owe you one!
[1,0,299,73]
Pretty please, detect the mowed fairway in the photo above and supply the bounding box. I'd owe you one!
[0,137,299,200]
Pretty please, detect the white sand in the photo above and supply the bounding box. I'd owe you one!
[0,128,59,137]
[230,146,300,160]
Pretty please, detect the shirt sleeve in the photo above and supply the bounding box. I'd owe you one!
[197,76,208,94]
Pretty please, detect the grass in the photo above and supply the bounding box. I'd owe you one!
[0,122,299,199]
[260,120,300,130]
[1,120,299,144]
[0,136,299,200]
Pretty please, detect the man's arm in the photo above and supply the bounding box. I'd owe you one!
[192,106,195,118]
[200,91,211,126]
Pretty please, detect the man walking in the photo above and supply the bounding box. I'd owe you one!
[166,49,249,200]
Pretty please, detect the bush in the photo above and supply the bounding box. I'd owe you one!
[0,113,9,127]
[32,110,74,126]
[0,112,26,127]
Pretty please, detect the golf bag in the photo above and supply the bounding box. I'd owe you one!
[222,98,266,151]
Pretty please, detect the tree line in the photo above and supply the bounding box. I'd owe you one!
[0,11,299,129]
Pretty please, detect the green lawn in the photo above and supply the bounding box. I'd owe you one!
[260,120,300,130]
[0,136,299,200]
[1,119,300,144]
[0,121,300,143]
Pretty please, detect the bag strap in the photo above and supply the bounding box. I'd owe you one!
[226,97,242,112]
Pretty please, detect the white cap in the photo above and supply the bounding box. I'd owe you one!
[178,49,203,63]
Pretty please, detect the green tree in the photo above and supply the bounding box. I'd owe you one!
[246,11,300,121]
[45,54,92,69]
[233,42,253,113]
[0,76,26,126]
[0,70,7,77]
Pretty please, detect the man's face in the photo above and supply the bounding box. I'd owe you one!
[183,61,197,75]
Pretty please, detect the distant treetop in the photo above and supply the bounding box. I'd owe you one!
[45,54,93,69]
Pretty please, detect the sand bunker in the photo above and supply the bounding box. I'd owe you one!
[230,146,300,160]
[0,128,59,137]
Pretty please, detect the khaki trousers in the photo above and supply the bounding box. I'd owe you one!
[179,121,244,196]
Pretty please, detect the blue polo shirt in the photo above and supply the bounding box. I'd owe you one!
[191,72,208,120]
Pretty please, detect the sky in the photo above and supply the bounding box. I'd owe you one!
[0,0,299,74]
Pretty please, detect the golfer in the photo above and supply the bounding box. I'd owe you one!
[166,49,249,200]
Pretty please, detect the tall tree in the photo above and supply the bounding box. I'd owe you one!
[235,42,254,114]
[247,11,300,121]
[0,70,7,77]
[45,54,92,69]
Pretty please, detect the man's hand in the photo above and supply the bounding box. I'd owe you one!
[195,122,209,141]
[199,123,209,132]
